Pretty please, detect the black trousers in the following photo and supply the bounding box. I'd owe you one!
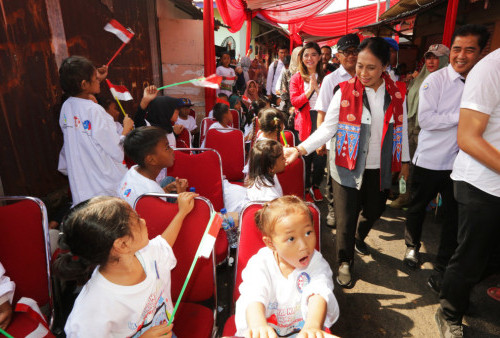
[303,110,326,189]
[332,169,388,264]
[404,166,458,270]
[440,181,500,325]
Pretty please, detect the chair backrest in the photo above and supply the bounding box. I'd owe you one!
[176,128,191,148]
[0,197,53,317]
[200,117,216,146]
[134,194,216,303]
[168,148,224,210]
[205,128,245,181]
[282,130,296,147]
[277,156,305,199]
[232,201,320,304]
[229,109,240,129]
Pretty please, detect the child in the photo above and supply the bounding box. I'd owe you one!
[58,56,134,206]
[208,93,230,118]
[235,196,339,337]
[175,98,197,133]
[201,103,233,148]
[56,193,197,337]
[117,126,188,207]
[98,96,124,135]
[246,139,285,202]
[254,107,286,143]
[216,51,236,97]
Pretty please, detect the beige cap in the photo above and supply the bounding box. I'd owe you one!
[424,44,450,58]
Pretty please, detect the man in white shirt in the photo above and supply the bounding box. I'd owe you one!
[403,25,489,273]
[315,33,359,227]
[436,46,500,338]
[266,46,288,101]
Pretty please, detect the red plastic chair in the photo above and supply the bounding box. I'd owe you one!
[229,109,240,129]
[205,128,245,182]
[134,194,216,338]
[200,117,216,147]
[0,196,55,337]
[222,201,321,336]
[277,156,306,199]
[176,128,192,148]
[189,108,196,119]
[168,148,228,263]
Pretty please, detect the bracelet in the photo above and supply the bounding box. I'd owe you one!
[294,146,302,156]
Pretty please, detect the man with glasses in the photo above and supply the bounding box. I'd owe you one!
[314,33,360,228]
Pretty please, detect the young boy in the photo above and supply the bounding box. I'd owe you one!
[117,126,188,207]
[175,98,198,133]
[58,56,134,206]
[235,196,339,337]
[201,103,233,148]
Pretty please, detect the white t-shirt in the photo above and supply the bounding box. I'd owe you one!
[216,66,236,97]
[176,116,197,132]
[59,97,127,206]
[451,48,500,197]
[413,65,464,170]
[0,263,15,305]
[65,236,176,338]
[235,247,339,337]
[267,60,284,96]
[117,165,165,207]
[303,73,319,112]
[246,175,283,202]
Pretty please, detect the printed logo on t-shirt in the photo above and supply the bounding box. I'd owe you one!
[82,120,92,135]
[124,188,131,197]
[422,83,429,90]
[296,272,310,293]
[74,116,81,128]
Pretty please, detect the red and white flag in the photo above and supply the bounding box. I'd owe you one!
[191,74,222,90]
[198,212,222,258]
[104,19,135,44]
[242,95,252,104]
[106,80,133,101]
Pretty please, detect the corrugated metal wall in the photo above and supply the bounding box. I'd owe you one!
[0,0,157,199]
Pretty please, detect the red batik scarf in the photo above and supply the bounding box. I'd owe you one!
[335,72,406,171]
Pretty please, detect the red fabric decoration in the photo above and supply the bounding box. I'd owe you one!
[246,13,252,52]
[257,0,335,25]
[215,0,248,33]
[442,0,460,47]
[204,0,216,112]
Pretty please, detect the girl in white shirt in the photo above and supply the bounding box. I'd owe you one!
[55,194,197,337]
[246,139,286,202]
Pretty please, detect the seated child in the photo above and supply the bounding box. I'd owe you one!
[57,194,197,337]
[0,262,14,330]
[175,98,198,134]
[235,196,339,337]
[208,93,229,118]
[246,139,285,202]
[117,126,188,207]
[98,96,124,135]
[58,56,134,206]
[201,102,233,148]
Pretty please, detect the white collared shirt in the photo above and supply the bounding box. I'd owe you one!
[314,65,353,149]
[451,48,500,197]
[413,64,465,170]
[301,80,410,167]
[266,60,284,95]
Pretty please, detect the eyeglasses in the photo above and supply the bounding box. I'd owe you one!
[339,50,359,57]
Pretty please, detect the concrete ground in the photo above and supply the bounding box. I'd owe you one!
[318,199,500,337]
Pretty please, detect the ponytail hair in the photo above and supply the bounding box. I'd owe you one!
[53,196,136,282]
[258,108,285,142]
[254,195,312,236]
[246,139,283,189]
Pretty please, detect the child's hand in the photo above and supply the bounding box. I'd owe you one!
[177,192,198,216]
[140,85,159,109]
[173,124,184,135]
[175,178,188,193]
[141,323,173,337]
[96,65,108,82]
[298,327,330,338]
[0,301,13,330]
[245,325,277,338]
[122,115,134,135]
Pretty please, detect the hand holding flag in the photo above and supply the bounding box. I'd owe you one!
[105,79,133,117]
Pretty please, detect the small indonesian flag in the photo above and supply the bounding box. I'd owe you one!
[242,95,252,104]
[198,212,222,258]
[191,74,222,90]
[15,297,51,337]
[106,80,133,101]
[104,19,135,44]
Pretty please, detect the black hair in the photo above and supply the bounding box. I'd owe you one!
[53,196,137,282]
[250,97,271,145]
[321,45,332,51]
[451,24,490,51]
[124,126,167,167]
[59,55,96,96]
[246,139,283,189]
[213,102,229,123]
[283,55,291,67]
[97,96,114,111]
[278,45,288,52]
[218,93,229,99]
[358,37,391,66]
[258,108,285,142]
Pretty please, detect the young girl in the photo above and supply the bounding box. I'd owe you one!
[253,107,286,144]
[56,193,197,337]
[216,51,236,97]
[246,139,286,202]
[235,196,339,337]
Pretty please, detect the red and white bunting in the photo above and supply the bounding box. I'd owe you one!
[104,19,135,44]
[106,80,133,101]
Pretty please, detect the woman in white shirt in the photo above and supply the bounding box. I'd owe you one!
[286,37,410,287]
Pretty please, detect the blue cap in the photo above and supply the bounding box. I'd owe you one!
[177,98,194,107]
[383,37,399,51]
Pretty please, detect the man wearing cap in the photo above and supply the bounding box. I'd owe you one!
[402,25,489,288]
[321,45,339,75]
[383,37,399,81]
[314,33,360,227]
